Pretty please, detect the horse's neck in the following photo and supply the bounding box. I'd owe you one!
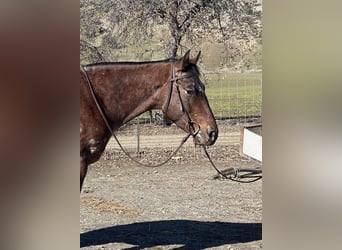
[99,64,170,125]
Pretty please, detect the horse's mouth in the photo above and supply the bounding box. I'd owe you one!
[176,120,218,146]
[193,131,217,146]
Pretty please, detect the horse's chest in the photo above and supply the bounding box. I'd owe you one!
[80,122,109,159]
[88,138,104,154]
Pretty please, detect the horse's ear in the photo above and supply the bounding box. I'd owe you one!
[176,50,191,70]
[190,51,201,65]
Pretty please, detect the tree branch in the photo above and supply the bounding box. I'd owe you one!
[179,0,211,33]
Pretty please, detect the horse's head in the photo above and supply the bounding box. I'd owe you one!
[162,50,218,146]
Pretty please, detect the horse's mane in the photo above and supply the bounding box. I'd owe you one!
[84,57,200,76]
[85,57,177,67]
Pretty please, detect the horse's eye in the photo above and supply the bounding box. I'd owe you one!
[185,89,195,95]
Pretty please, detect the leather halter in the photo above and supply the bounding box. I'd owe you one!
[164,63,200,136]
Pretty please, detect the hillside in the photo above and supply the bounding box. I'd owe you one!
[80,0,262,72]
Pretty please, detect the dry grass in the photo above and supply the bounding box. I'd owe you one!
[80,196,140,215]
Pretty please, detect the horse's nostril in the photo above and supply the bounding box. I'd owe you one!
[208,129,218,144]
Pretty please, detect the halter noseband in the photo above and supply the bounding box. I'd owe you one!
[164,63,200,137]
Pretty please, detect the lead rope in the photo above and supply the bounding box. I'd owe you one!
[81,66,192,168]
[202,145,262,183]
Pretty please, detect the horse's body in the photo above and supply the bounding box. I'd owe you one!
[80,51,218,190]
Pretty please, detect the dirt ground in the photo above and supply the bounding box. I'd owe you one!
[80,121,262,249]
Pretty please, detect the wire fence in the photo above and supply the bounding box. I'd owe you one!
[204,72,262,122]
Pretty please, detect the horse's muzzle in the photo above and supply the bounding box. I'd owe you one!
[207,128,218,145]
[193,127,218,146]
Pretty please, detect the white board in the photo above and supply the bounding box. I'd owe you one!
[243,128,262,162]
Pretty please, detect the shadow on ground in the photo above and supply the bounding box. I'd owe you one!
[81,220,261,249]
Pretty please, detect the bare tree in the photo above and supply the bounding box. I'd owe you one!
[80,0,261,63]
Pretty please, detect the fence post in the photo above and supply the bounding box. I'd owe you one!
[136,116,140,153]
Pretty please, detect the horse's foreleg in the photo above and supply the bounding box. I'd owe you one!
[80,158,88,192]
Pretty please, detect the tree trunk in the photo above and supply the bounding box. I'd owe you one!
[168,33,182,58]
[167,0,181,58]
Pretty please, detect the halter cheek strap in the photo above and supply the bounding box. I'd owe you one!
[163,63,200,136]
[163,63,175,114]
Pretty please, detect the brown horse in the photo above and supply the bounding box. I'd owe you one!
[80,50,218,191]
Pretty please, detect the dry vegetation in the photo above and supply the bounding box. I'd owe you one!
[80,0,262,72]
